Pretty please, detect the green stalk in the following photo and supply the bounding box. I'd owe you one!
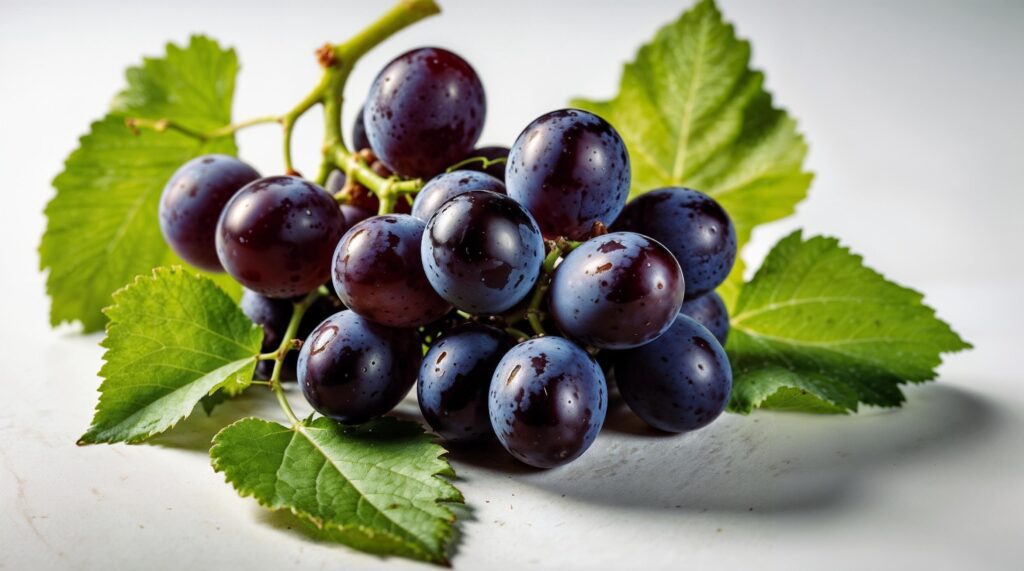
[269,290,321,427]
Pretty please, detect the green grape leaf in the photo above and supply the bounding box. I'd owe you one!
[79,267,262,445]
[571,0,812,304]
[40,35,241,332]
[211,416,462,565]
[727,231,971,414]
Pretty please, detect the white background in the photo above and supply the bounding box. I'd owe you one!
[2,0,1022,569]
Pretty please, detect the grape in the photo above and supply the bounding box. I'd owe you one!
[240,289,342,380]
[612,187,736,299]
[332,214,452,328]
[364,47,485,178]
[421,190,544,314]
[411,170,506,221]
[339,204,375,228]
[681,291,729,344]
[418,323,516,443]
[488,337,607,468]
[549,232,685,349]
[460,145,509,182]
[297,310,421,424]
[325,169,346,194]
[159,154,260,271]
[615,314,732,433]
[507,109,629,239]
[216,176,347,298]
[351,103,370,151]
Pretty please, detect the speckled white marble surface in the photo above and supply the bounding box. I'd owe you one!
[2,1,1022,569]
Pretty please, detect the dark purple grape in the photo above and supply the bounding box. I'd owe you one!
[159,154,261,271]
[613,187,736,299]
[681,291,729,345]
[241,289,342,380]
[297,310,421,424]
[489,337,607,468]
[339,204,374,228]
[418,323,516,443]
[421,190,544,314]
[460,145,509,182]
[411,170,506,221]
[364,47,485,178]
[615,314,732,433]
[216,176,347,299]
[549,232,685,349]
[507,109,630,239]
[325,169,345,194]
[332,214,451,328]
[351,103,370,151]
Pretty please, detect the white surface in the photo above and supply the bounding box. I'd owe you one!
[2,0,1023,569]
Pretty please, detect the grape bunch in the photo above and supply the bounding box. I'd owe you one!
[157,45,736,469]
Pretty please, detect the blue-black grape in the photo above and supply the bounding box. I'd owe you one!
[159,154,261,271]
[613,187,736,299]
[351,103,370,151]
[614,314,732,433]
[421,190,544,314]
[297,310,421,424]
[364,47,485,177]
[411,170,506,221]
[216,176,347,298]
[681,291,729,345]
[460,145,509,182]
[332,214,451,328]
[489,337,607,468]
[507,109,629,239]
[418,323,516,443]
[549,232,685,349]
[240,289,342,380]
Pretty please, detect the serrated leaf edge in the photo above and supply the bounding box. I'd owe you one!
[78,267,259,445]
[210,416,462,565]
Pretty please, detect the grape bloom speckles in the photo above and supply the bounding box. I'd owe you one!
[489,337,608,468]
[507,109,630,240]
[216,176,346,299]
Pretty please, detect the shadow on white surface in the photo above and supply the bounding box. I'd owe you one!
[510,384,1004,514]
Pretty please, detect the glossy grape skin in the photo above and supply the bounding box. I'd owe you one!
[418,323,516,443]
[489,337,607,468]
[159,154,261,271]
[364,47,485,178]
[613,187,736,299]
[507,109,630,239]
[421,190,544,314]
[351,103,370,151]
[216,176,347,298]
[240,289,342,380]
[460,146,509,182]
[615,314,732,433]
[339,204,375,228]
[411,170,506,221]
[332,214,451,328]
[681,291,729,345]
[549,232,685,349]
[297,310,421,424]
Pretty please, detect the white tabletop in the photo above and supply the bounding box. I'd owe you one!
[2,1,1022,569]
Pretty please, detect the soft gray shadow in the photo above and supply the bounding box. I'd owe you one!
[505,384,1005,514]
[148,389,281,452]
[256,497,475,564]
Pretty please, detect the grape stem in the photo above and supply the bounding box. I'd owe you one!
[446,155,507,173]
[123,0,439,202]
[523,243,565,336]
[124,115,280,140]
[268,289,322,427]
